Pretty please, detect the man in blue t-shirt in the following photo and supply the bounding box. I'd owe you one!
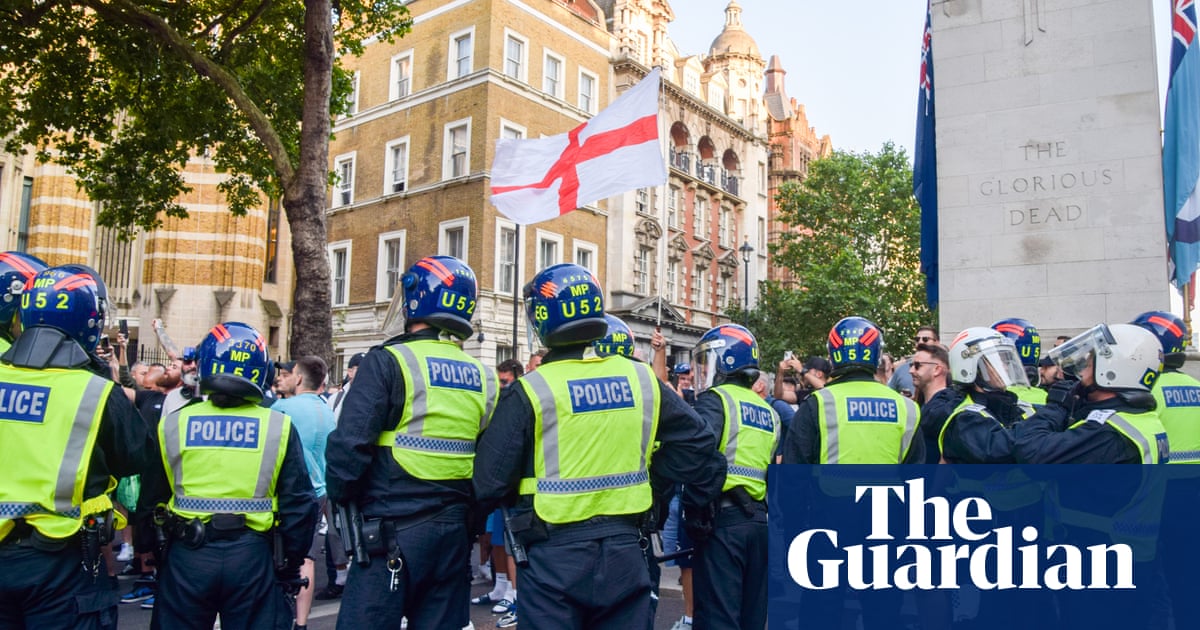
[271,355,335,630]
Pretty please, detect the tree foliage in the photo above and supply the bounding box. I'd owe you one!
[741,142,934,364]
[0,0,411,358]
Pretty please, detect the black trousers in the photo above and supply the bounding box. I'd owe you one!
[0,541,117,630]
[521,529,652,630]
[151,534,287,630]
[693,506,768,630]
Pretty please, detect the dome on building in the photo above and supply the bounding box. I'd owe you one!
[708,1,760,58]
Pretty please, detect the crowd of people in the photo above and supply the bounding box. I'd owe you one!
[0,247,1196,630]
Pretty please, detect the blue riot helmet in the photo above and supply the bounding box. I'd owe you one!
[827,316,883,374]
[523,263,607,348]
[197,322,272,403]
[1131,311,1190,366]
[991,317,1042,385]
[673,362,692,375]
[382,255,478,339]
[593,314,636,358]
[691,324,759,392]
[20,264,108,352]
[0,251,47,339]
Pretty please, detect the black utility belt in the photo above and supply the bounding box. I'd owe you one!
[0,522,77,552]
[169,514,263,549]
[358,508,463,557]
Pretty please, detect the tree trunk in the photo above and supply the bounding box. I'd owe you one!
[283,0,335,364]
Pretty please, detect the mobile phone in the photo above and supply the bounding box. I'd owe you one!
[99,336,111,350]
[119,319,128,335]
[783,350,794,361]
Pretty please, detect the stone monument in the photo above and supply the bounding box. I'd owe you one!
[933,0,1169,338]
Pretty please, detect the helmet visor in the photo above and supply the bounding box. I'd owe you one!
[1048,325,1115,377]
[381,288,407,337]
[691,338,725,393]
[975,340,1030,390]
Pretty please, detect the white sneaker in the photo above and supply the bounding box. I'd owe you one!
[669,616,693,630]
[115,543,134,563]
[317,514,328,536]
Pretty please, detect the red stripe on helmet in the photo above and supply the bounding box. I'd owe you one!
[994,323,1026,336]
[0,253,37,279]
[952,330,971,346]
[539,281,558,298]
[54,274,94,291]
[720,326,754,346]
[416,258,455,286]
[255,334,266,351]
[211,324,231,342]
[828,328,843,349]
[860,327,879,347]
[1148,315,1184,338]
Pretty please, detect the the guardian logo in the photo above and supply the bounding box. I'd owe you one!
[787,478,1133,591]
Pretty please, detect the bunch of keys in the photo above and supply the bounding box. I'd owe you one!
[387,554,404,593]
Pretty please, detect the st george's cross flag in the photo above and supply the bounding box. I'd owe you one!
[490,68,667,225]
[1165,0,1200,293]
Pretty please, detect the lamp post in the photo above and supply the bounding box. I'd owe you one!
[739,237,754,326]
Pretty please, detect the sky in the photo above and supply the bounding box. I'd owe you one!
[667,0,1174,157]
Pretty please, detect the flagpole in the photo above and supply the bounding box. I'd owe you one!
[512,224,521,362]
[1184,281,1192,337]
[654,65,668,333]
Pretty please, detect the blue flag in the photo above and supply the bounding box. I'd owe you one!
[914,1,938,310]
[1164,0,1200,291]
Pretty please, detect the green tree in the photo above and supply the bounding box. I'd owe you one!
[739,142,933,365]
[0,0,411,359]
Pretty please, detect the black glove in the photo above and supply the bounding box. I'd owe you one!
[683,503,715,546]
[1046,379,1080,409]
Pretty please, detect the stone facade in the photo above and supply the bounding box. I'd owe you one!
[933,0,1168,338]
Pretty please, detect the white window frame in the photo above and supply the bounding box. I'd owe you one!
[342,71,360,118]
[542,50,564,98]
[439,218,470,263]
[503,30,528,82]
[499,118,526,141]
[448,27,475,80]
[333,152,356,208]
[328,240,352,307]
[684,70,700,96]
[375,230,406,303]
[536,229,563,271]
[708,85,725,110]
[578,67,598,113]
[635,248,651,295]
[495,218,519,296]
[636,188,649,214]
[390,50,413,100]
[666,260,678,302]
[667,186,680,229]
[383,136,410,195]
[573,239,598,274]
[443,118,472,180]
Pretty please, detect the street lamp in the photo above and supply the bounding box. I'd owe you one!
[739,237,754,326]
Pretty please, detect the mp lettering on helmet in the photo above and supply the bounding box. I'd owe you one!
[427,358,483,392]
[845,397,899,423]
[186,415,260,449]
[568,376,635,413]
[0,383,50,423]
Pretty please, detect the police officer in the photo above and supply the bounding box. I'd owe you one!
[593,313,636,358]
[473,263,724,630]
[1014,324,1168,464]
[1131,311,1200,463]
[780,316,923,464]
[991,317,1048,410]
[938,327,1030,463]
[0,264,154,628]
[0,252,46,352]
[325,255,498,629]
[688,324,778,630]
[142,322,316,630]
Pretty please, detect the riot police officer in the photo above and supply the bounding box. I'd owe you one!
[938,327,1029,463]
[143,321,316,630]
[1131,311,1200,463]
[325,255,499,629]
[473,263,724,630]
[1014,324,1168,463]
[593,313,636,358]
[991,317,1048,410]
[689,324,778,630]
[780,316,923,464]
[0,252,46,352]
[0,264,154,628]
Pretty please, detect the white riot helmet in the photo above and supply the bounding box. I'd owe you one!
[948,327,1030,391]
[1048,324,1162,392]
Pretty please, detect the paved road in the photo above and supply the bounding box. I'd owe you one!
[114,549,687,629]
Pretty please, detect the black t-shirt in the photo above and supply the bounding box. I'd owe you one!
[135,389,167,425]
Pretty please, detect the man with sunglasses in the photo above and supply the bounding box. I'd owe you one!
[888,326,939,398]
[910,342,957,463]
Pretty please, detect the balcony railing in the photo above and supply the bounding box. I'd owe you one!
[669,147,691,172]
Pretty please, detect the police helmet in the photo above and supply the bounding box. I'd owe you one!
[991,317,1042,385]
[1049,324,1162,392]
[1131,311,1190,356]
[523,263,607,348]
[949,327,1029,391]
[593,314,636,358]
[673,362,692,375]
[827,316,883,373]
[691,324,759,392]
[197,322,272,402]
[0,252,47,333]
[383,255,478,339]
[20,264,108,352]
